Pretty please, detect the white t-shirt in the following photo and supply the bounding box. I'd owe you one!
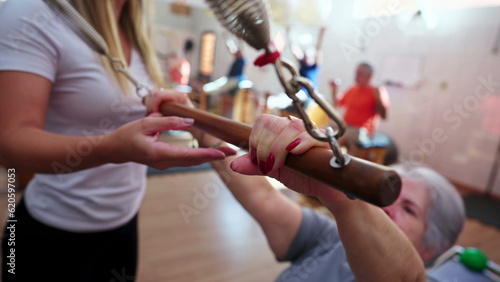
[0,0,154,232]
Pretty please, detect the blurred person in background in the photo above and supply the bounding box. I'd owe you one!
[169,39,194,87]
[203,34,247,97]
[330,62,390,155]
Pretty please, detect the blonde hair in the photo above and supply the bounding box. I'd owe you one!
[71,0,166,95]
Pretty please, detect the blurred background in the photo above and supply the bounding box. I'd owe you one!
[140,0,500,195]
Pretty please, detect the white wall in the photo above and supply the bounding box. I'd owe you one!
[154,1,500,193]
[341,6,500,193]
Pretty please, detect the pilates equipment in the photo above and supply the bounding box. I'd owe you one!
[45,0,402,207]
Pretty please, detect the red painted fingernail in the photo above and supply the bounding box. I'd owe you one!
[266,153,275,173]
[259,160,267,175]
[250,148,257,165]
[286,138,301,152]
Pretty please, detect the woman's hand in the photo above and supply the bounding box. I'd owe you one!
[143,88,225,149]
[105,113,236,170]
[230,114,347,203]
[143,88,193,114]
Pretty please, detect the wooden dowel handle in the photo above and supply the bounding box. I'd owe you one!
[161,103,401,207]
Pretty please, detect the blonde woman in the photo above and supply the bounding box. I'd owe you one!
[0,0,232,281]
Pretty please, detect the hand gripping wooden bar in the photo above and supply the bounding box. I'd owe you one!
[161,103,401,207]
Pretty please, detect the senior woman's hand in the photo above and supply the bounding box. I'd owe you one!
[230,114,348,204]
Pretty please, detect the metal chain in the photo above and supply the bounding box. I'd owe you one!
[269,50,349,168]
[105,54,150,98]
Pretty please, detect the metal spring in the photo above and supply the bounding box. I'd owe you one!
[205,0,271,51]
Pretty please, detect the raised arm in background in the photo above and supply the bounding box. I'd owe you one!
[374,87,389,120]
[289,26,326,64]
[223,33,242,55]
[314,26,326,65]
[329,79,340,107]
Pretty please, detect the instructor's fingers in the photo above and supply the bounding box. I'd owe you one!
[141,116,194,134]
[213,146,238,156]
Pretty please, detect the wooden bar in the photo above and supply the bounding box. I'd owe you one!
[161,103,401,207]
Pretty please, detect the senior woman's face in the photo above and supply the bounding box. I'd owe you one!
[382,180,429,254]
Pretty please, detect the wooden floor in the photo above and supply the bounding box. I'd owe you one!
[1,169,500,281]
[135,171,287,282]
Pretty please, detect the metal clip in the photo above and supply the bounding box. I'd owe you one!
[270,56,349,168]
[326,127,351,168]
[294,77,346,139]
[272,58,346,141]
[106,54,150,98]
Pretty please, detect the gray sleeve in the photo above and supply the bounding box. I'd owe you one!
[279,207,339,262]
[276,208,355,282]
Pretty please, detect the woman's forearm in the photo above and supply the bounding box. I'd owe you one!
[323,198,426,282]
[0,127,111,173]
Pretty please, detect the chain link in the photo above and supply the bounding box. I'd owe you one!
[105,54,150,98]
[268,49,349,168]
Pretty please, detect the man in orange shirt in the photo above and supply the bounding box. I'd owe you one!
[331,62,390,155]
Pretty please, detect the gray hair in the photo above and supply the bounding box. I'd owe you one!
[392,165,465,267]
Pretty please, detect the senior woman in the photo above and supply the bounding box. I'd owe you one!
[212,114,465,281]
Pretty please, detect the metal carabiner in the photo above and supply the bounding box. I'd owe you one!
[270,56,349,167]
[293,77,346,139]
[106,54,151,98]
[272,58,301,97]
[289,80,349,168]
[272,58,346,139]
[326,127,351,168]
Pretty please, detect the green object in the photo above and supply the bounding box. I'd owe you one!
[460,248,488,272]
